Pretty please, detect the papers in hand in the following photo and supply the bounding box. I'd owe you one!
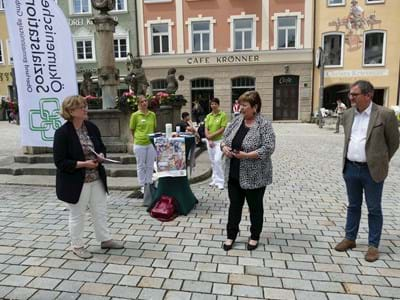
[88,147,121,164]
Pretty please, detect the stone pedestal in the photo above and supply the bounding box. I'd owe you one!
[156,105,182,132]
[92,15,119,109]
[88,109,132,153]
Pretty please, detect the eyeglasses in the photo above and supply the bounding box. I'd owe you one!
[348,93,362,98]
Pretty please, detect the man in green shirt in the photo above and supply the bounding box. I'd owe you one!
[205,98,227,190]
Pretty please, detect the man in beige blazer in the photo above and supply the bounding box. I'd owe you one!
[335,80,399,262]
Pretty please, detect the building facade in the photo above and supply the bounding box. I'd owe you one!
[313,0,400,112]
[138,0,314,121]
[0,0,13,101]
[56,0,139,96]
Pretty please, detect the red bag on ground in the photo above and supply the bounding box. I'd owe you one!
[150,195,178,222]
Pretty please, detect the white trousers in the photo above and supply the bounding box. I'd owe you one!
[207,140,224,186]
[68,180,111,248]
[134,144,156,186]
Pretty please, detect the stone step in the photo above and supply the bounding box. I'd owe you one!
[14,153,136,164]
[0,162,138,177]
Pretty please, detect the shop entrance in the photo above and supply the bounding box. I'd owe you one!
[191,78,214,123]
[273,75,299,120]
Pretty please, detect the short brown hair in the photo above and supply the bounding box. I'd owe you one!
[60,95,87,121]
[238,91,262,113]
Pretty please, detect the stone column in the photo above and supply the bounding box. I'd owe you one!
[92,15,119,109]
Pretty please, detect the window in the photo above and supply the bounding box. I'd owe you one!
[186,16,215,53]
[151,79,167,95]
[0,41,3,64]
[192,21,210,52]
[231,77,255,103]
[323,33,344,67]
[327,0,345,6]
[114,37,128,59]
[277,17,297,49]
[228,14,258,52]
[363,31,385,66]
[233,19,253,51]
[366,0,384,3]
[151,23,169,54]
[75,39,95,61]
[0,0,4,10]
[71,0,90,14]
[111,0,127,12]
[7,40,13,65]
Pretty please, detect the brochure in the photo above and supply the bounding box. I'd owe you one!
[88,147,121,164]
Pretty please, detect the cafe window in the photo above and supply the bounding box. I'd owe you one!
[228,14,258,52]
[7,40,13,65]
[231,76,256,103]
[323,32,344,67]
[151,79,167,95]
[74,38,95,61]
[114,37,128,60]
[147,21,173,55]
[327,0,345,6]
[191,78,214,122]
[70,0,91,14]
[363,30,385,66]
[186,17,216,53]
[0,41,4,64]
[0,0,4,10]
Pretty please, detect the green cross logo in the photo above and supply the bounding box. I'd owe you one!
[29,98,62,141]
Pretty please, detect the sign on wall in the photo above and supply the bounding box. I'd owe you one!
[5,0,77,147]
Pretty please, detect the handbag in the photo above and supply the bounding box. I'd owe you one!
[150,195,178,222]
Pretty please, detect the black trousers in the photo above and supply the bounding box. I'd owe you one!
[227,177,266,241]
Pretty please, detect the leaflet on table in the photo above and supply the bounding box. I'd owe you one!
[88,147,122,164]
[154,137,186,177]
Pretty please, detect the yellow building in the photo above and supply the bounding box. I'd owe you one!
[313,0,400,112]
[0,1,13,101]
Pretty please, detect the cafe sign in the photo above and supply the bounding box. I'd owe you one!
[186,54,260,65]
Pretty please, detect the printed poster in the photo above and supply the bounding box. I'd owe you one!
[154,137,186,177]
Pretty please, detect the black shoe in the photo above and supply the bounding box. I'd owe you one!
[222,240,235,251]
[247,240,258,251]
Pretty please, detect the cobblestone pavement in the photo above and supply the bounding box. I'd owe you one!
[1,123,400,300]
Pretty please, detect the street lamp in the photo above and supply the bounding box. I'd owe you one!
[315,46,325,128]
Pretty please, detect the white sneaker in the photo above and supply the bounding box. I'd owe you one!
[72,247,93,259]
[217,184,224,190]
[209,181,216,187]
[140,186,145,193]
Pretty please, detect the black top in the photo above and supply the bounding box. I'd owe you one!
[176,120,189,132]
[229,121,250,180]
[53,120,108,204]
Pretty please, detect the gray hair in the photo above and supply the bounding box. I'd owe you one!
[351,80,374,97]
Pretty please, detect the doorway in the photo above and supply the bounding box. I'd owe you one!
[273,75,299,120]
[191,78,214,123]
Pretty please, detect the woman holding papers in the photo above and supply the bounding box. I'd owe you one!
[53,95,123,259]
[129,95,157,197]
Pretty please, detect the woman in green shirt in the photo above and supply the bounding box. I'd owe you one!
[205,98,227,190]
[129,96,157,195]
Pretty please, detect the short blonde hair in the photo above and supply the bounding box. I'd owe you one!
[60,95,87,121]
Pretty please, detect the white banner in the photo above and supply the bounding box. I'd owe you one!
[5,0,77,147]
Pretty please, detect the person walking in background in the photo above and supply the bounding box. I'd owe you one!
[335,80,399,262]
[232,99,240,117]
[205,98,227,190]
[334,98,347,133]
[53,95,124,259]
[130,95,157,197]
[220,91,275,251]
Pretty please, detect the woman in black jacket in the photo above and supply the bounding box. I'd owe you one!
[53,95,123,259]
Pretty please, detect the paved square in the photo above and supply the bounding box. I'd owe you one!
[1,123,400,299]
